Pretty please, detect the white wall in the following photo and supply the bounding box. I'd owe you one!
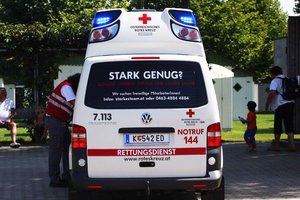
[5,84,16,105]
[0,78,4,87]
[258,83,269,111]
[54,65,82,88]
[274,38,287,75]
[213,78,233,131]
[232,77,258,120]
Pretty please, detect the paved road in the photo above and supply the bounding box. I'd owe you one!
[223,142,300,200]
[0,142,299,200]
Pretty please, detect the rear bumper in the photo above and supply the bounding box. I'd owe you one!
[70,169,223,191]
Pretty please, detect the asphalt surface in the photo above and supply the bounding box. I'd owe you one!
[0,142,299,200]
[223,142,300,200]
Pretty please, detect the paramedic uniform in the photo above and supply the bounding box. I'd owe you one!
[45,80,75,186]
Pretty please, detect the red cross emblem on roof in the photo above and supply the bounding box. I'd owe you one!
[186,109,195,118]
[138,13,151,24]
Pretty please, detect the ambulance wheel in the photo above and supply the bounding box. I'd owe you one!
[200,176,224,200]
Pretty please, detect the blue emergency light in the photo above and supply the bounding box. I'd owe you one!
[93,10,122,27]
[169,10,197,26]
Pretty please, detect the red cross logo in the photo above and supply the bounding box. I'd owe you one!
[186,109,195,118]
[138,14,151,24]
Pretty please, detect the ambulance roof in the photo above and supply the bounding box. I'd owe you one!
[85,8,206,58]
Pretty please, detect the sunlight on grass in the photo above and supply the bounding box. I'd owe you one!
[222,113,300,142]
[0,127,31,143]
[1,113,299,144]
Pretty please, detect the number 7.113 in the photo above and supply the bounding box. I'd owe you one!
[93,113,112,121]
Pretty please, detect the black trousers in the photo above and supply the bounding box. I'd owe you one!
[274,103,294,134]
[45,116,71,183]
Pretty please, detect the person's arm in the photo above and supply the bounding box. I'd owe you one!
[68,99,75,107]
[265,90,277,111]
[7,108,16,122]
[61,85,76,109]
[238,116,247,124]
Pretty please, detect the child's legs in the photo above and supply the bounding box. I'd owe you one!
[244,130,251,145]
[248,128,257,146]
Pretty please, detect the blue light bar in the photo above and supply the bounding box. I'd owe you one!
[95,17,110,25]
[93,10,122,27]
[169,10,197,26]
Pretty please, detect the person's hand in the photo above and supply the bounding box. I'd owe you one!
[0,120,4,125]
[238,116,247,124]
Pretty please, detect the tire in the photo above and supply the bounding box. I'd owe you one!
[201,176,225,200]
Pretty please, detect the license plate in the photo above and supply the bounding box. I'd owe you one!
[125,134,169,145]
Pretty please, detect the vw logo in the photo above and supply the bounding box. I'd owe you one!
[141,113,152,125]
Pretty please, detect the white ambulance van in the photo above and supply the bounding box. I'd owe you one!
[69,8,224,200]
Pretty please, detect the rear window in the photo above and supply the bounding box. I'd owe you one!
[85,61,207,109]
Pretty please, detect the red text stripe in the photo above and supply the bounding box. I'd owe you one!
[88,147,206,157]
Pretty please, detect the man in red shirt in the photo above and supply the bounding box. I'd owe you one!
[45,73,80,187]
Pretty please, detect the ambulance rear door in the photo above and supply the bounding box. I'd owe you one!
[72,55,220,179]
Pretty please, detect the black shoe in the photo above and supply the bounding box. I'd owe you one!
[49,180,68,188]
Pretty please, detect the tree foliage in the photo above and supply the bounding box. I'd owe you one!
[0,0,288,106]
[295,0,300,13]
[0,0,129,106]
[189,0,287,81]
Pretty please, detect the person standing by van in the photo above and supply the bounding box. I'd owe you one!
[265,66,296,152]
[45,73,80,187]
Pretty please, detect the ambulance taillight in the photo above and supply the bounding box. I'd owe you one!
[207,122,222,147]
[89,22,119,43]
[72,124,87,149]
[169,9,201,42]
[171,23,201,42]
[90,10,122,43]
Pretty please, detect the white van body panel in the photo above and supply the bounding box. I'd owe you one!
[85,8,206,58]
[73,55,219,178]
[70,8,223,195]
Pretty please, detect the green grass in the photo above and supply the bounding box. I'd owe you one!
[1,113,298,144]
[222,113,300,142]
[0,120,32,144]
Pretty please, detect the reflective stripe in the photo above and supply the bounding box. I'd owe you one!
[72,133,86,138]
[207,132,221,137]
[48,98,72,116]
[51,93,74,109]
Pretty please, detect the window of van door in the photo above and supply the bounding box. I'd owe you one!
[85,61,208,109]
